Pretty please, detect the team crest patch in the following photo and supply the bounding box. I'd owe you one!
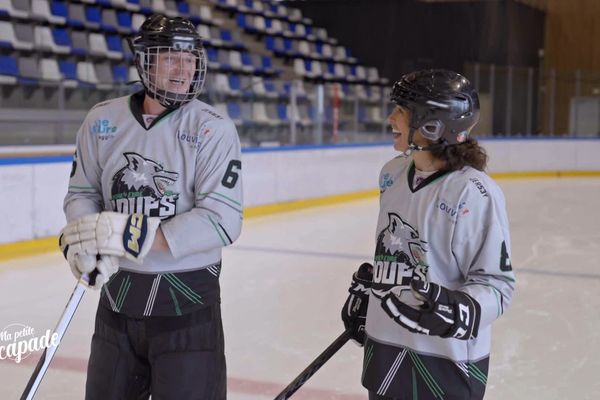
[110,152,179,219]
[371,213,429,300]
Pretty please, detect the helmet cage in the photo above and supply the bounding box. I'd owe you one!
[129,18,207,109]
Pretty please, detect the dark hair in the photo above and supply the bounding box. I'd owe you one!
[429,138,488,172]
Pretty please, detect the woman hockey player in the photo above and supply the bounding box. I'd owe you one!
[342,69,515,399]
[59,14,242,399]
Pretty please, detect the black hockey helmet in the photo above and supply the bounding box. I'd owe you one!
[129,14,207,108]
[390,69,480,147]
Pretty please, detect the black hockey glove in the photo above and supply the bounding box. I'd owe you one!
[381,279,481,340]
[341,263,373,346]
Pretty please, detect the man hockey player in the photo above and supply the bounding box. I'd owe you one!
[59,14,242,399]
[342,69,515,399]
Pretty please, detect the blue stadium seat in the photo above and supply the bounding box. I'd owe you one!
[52,27,71,48]
[276,103,288,121]
[220,28,244,50]
[0,55,18,77]
[176,1,200,24]
[176,1,189,14]
[58,60,77,80]
[325,62,338,80]
[228,74,241,95]
[263,79,277,97]
[287,22,296,36]
[240,51,254,73]
[116,10,132,33]
[220,29,233,43]
[236,14,247,29]
[113,64,129,84]
[206,47,219,69]
[264,18,272,32]
[280,81,291,97]
[262,55,273,69]
[283,38,294,55]
[265,36,275,52]
[305,25,313,37]
[85,5,101,27]
[106,35,124,53]
[262,55,281,75]
[50,1,68,21]
[226,101,242,124]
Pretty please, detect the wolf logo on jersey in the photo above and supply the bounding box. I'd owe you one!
[111,152,180,219]
[371,213,428,299]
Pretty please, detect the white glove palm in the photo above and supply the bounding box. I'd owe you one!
[92,255,119,289]
[59,234,119,289]
[60,212,160,264]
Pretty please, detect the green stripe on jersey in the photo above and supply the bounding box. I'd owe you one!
[164,273,203,304]
[412,367,418,400]
[198,191,242,206]
[115,275,131,312]
[408,351,445,399]
[468,363,488,385]
[168,287,183,316]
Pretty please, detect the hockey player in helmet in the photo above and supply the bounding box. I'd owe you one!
[59,14,242,399]
[341,70,515,399]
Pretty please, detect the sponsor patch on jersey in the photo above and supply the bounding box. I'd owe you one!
[436,198,470,223]
[91,119,118,141]
[110,152,179,219]
[371,213,429,300]
[176,130,204,148]
[379,173,394,193]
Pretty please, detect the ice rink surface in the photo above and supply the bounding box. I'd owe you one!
[1,177,599,400]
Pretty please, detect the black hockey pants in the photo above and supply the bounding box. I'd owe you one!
[85,303,226,400]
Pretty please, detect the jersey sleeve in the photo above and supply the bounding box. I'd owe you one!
[452,178,516,330]
[160,118,243,258]
[63,115,104,222]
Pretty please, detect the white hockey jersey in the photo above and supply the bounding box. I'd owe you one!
[64,92,243,275]
[362,155,515,398]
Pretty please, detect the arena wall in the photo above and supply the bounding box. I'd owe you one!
[1,138,599,245]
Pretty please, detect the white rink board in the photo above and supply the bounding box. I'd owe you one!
[0,139,599,244]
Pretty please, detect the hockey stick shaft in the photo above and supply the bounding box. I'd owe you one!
[274,330,352,400]
[20,272,97,400]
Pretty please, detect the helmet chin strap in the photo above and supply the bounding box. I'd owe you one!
[398,129,425,157]
[397,128,444,157]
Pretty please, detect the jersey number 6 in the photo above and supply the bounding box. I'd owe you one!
[221,160,241,188]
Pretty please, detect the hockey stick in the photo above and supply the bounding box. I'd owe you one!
[273,330,352,400]
[20,271,98,400]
